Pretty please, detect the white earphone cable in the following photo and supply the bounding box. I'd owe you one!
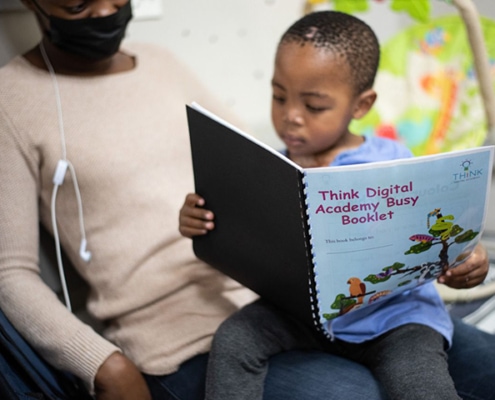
[40,42,67,160]
[40,42,92,312]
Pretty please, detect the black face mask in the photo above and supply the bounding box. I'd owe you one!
[32,1,133,61]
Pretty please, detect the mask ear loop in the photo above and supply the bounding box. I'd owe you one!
[40,42,92,312]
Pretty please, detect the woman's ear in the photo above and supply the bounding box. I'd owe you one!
[352,89,377,120]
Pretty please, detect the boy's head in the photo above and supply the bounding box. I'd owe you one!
[271,11,380,167]
[280,11,380,95]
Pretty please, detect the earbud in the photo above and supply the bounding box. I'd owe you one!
[79,239,92,262]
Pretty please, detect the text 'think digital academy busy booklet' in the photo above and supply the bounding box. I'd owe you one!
[186,103,493,334]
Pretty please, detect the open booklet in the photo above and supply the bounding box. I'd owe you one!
[186,102,494,333]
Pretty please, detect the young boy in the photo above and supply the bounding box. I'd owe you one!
[180,11,463,400]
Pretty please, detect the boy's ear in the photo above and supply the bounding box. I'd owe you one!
[352,89,377,120]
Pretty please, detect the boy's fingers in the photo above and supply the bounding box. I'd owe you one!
[179,221,214,237]
[182,214,214,229]
[180,226,207,237]
[182,206,214,221]
[185,193,205,207]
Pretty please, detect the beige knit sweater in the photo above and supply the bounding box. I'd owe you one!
[0,42,254,390]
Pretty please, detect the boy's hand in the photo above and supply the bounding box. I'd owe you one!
[179,193,215,238]
[437,243,489,289]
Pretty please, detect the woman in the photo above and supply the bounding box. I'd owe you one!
[1,1,494,399]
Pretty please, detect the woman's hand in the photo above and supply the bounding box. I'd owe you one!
[94,352,151,400]
[179,193,215,238]
[437,243,489,289]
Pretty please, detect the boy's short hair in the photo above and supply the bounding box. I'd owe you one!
[279,11,380,95]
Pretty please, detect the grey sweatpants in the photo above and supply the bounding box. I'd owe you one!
[205,299,460,400]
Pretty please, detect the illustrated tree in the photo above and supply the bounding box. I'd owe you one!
[323,209,479,320]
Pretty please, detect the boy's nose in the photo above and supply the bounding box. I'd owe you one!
[284,109,304,125]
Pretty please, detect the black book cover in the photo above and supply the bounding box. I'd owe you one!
[186,105,320,329]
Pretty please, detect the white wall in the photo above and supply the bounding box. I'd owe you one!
[1,0,495,147]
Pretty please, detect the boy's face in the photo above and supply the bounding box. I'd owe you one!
[271,42,372,165]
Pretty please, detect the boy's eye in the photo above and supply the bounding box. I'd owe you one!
[306,104,327,113]
[272,94,285,104]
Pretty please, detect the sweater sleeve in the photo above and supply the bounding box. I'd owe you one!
[0,105,120,392]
